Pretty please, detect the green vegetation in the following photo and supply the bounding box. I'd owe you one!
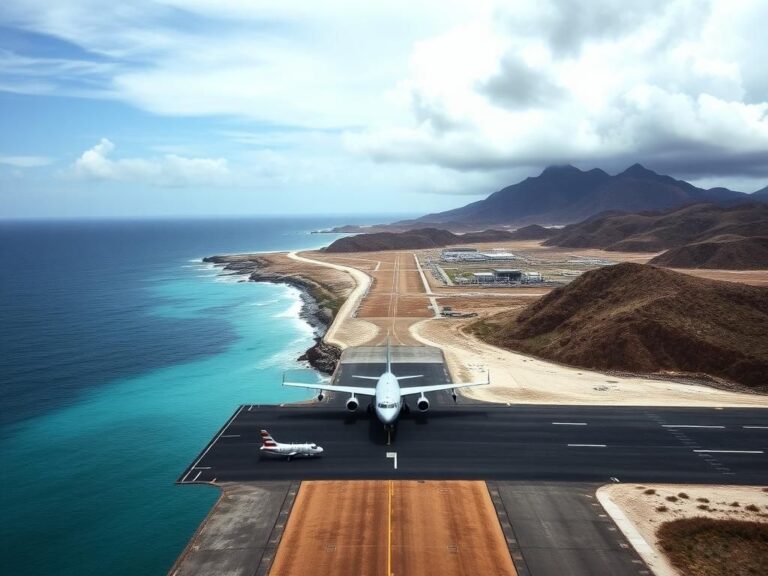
[657,518,768,576]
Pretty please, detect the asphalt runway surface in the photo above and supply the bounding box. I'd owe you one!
[179,399,767,485]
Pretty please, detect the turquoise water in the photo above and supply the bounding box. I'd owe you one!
[2,270,314,574]
[0,217,404,575]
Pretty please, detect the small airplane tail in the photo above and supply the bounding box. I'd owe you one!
[260,429,277,448]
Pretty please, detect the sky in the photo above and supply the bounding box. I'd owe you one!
[1,0,767,219]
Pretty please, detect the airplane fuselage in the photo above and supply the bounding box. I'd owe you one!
[373,372,403,427]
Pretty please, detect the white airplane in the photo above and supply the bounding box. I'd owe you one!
[259,429,324,460]
[283,340,489,430]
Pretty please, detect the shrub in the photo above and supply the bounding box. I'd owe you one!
[656,506,668,512]
[678,492,689,499]
[745,504,759,512]
[657,518,768,576]
[697,498,710,503]
[644,489,657,495]
[730,502,740,507]
[666,496,679,502]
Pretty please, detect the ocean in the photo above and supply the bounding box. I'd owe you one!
[0,216,392,576]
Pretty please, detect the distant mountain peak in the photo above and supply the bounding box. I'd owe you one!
[401,162,751,228]
[541,164,580,175]
[621,163,658,178]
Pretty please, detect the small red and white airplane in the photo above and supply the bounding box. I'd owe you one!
[259,429,324,460]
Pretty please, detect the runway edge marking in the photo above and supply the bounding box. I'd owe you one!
[596,486,658,575]
[177,404,245,483]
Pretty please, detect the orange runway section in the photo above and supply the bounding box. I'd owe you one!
[270,480,517,576]
[357,252,432,319]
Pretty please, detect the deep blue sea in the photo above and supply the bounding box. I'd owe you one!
[0,216,393,576]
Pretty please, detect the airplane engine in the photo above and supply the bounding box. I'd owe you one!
[417,395,430,412]
[317,392,325,402]
[346,397,359,412]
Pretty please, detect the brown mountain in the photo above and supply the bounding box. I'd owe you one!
[506,224,557,240]
[397,163,750,228]
[324,228,517,253]
[544,203,768,252]
[472,263,768,390]
[649,237,768,269]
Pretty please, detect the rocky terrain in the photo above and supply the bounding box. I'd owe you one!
[506,224,557,240]
[649,236,768,269]
[203,253,347,374]
[471,263,768,390]
[544,202,768,253]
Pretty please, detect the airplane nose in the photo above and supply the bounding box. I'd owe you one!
[318,447,324,453]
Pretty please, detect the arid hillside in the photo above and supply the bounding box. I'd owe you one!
[544,203,768,252]
[324,227,516,252]
[472,263,768,390]
[649,236,768,269]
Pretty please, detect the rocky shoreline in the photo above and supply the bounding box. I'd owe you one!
[203,254,342,374]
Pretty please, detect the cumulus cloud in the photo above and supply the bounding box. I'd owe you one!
[71,138,230,187]
[347,0,768,180]
[3,0,768,198]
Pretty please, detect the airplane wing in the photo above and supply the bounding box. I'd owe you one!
[400,372,490,396]
[352,374,422,381]
[282,382,377,396]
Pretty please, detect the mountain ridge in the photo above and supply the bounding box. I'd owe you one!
[396,163,756,228]
[543,202,768,253]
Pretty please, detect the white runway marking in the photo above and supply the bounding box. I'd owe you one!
[552,422,587,426]
[693,450,764,454]
[192,471,202,482]
[221,434,240,438]
[662,425,724,429]
[568,444,606,447]
[743,426,768,429]
[182,405,244,481]
[194,467,211,470]
[386,451,398,469]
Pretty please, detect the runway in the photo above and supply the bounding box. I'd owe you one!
[178,402,767,485]
[175,345,766,576]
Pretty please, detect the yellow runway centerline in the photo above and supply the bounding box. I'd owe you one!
[387,480,393,576]
[269,480,516,576]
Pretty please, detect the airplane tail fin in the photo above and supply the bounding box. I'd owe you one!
[260,429,277,448]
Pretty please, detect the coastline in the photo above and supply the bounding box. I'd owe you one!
[203,253,349,374]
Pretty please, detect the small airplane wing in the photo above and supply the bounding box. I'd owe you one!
[400,372,490,397]
[282,381,377,396]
